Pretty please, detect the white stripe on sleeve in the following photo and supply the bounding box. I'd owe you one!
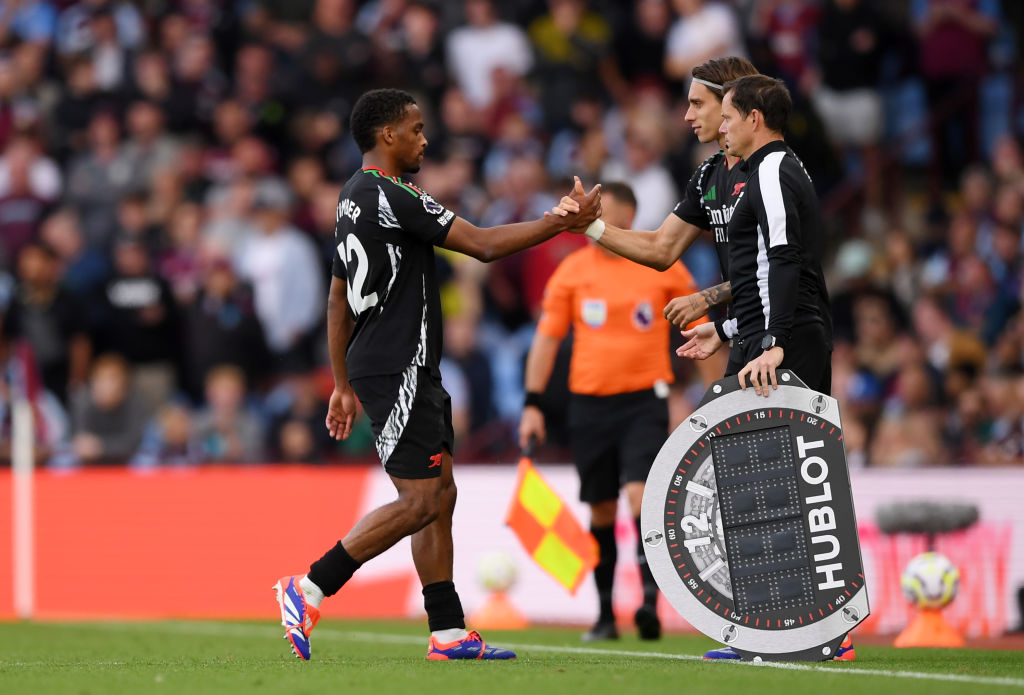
[759,151,788,248]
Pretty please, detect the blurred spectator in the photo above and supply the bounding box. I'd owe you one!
[0,0,56,46]
[130,401,203,469]
[69,352,147,464]
[296,0,372,110]
[181,255,268,403]
[265,374,333,462]
[56,0,144,57]
[912,293,987,375]
[193,364,265,462]
[613,0,673,88]
[159,201,206,305]
[37,208,110,300]
[65,110,138,248]
[86,5,133,93]
[122,100,179,189]
[171,35,229,131]
[912,0,999,199]
[0,135,61,203]
[602,108,678,230]
[394,0,447,110]
[663,0,745,81]
[444,311,496,431]
[445,0,533,110]
[1,241,90,403]
[245,0,314,53]
[528,0,614,132]
[94,236,179,411]
[812,0,887,208]
[236,181,323,374]
[0,139,52,265]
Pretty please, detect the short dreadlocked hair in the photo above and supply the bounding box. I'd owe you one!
[350,88,417,154]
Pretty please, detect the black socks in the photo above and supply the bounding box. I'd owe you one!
[308,541,362,597]
[591,524,617,623]
[423,581,466,632]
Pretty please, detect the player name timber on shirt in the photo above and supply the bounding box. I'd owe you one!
[331,166,456,380]
[672,150,748,281]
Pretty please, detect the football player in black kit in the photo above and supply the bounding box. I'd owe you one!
[274,88,602,662]
[549,56,759,376]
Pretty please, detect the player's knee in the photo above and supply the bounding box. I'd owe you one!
[404,489,442,528]
[440,478,457,511]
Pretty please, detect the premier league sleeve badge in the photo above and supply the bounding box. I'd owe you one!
[641,370,869,661]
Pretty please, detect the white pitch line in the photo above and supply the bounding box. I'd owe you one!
[47,622,1024,689]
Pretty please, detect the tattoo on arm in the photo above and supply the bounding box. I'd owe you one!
[699,281,731,309]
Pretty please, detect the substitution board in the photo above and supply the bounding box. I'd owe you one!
[641,370,869,661]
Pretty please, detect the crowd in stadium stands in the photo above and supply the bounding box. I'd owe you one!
[1,0,1024,468]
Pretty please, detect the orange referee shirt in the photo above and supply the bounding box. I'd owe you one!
[536,245,707,396]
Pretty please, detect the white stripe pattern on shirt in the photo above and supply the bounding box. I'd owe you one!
[378,186,401,229]
[759,151,788,248]
[412,276,428,366]
[376,363,418,465]
[381,242,402,310]
[756,224,771,330]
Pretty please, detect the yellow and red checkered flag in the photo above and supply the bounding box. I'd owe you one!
[505,453,598,594]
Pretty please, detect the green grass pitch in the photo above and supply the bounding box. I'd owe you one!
[0,620,1021,695]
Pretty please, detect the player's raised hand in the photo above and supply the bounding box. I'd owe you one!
[677,322,723,360]
[563,176,602,233]
[664,293,710,328]
[544,195,579,218]
[326,383,358,440]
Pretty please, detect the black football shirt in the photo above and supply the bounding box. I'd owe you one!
[672,150,748,281]
[331,166,456,379]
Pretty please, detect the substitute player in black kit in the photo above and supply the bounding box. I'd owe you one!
[273,88,601,661]
[679,75,834,398]
[549,57,758,375]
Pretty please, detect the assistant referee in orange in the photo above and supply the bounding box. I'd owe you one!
[518,182,718,642]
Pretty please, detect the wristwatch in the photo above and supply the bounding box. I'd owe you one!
[761,334,779,351]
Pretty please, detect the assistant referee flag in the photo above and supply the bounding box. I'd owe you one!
[505,457,598,594]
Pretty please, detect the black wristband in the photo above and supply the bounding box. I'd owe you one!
[524,391,544,409]
[715,320,730,343]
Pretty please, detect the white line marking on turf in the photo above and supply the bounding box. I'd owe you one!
[62,622,1024,689]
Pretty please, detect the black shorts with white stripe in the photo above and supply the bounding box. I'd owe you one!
[350,366,454,479]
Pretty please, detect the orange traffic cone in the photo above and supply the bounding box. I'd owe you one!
[894,608,965,648]
[469,591,529,630]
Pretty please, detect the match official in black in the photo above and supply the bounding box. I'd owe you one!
[679,75,833,396]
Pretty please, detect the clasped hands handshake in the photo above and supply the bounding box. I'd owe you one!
[546,176,602,234]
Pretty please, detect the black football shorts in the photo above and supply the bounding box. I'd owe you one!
[350,365,454,479]
[568,387,669,504]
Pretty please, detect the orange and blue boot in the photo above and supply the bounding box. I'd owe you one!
[273,575,321,660]
[426,630,516,660]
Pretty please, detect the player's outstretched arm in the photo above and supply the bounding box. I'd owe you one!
[549,196,701,271]
[663,281,732,328]
[325,276,358,441]
[444,177,601,262]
